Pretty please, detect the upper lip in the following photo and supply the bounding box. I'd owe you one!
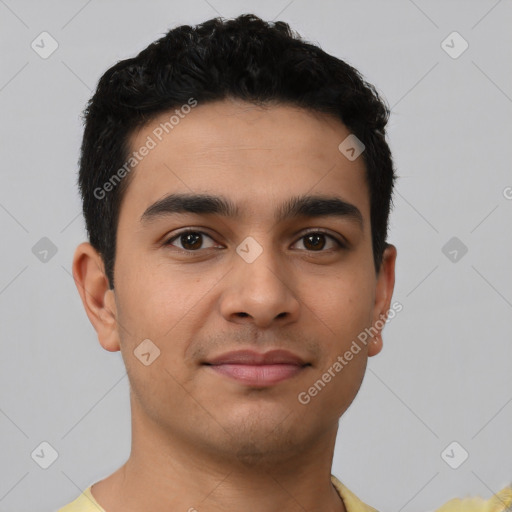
[204,349,308,366]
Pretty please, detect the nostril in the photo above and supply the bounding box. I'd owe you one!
[236,312,249,317]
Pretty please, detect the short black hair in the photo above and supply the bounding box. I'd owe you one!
[78,13,396,289]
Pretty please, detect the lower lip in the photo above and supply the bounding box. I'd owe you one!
[207,363,306,386]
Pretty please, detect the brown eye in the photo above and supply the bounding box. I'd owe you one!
[165,230,217,251]
[303,233,326,251]
[292,231,344,252]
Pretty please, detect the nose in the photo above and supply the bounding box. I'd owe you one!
[219,242,300,329]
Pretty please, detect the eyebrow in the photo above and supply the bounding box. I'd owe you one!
[140,193,364,231]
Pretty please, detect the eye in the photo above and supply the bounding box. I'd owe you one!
[164,230,220,251]
[163,228,346,253]
[292,230,345,251]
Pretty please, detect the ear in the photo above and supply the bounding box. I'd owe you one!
[72,242,120,352]
[368,243,397,357]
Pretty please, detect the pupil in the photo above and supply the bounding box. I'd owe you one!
[182,232,202,250]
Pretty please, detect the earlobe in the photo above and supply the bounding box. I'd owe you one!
[367,336,383,357]
[72,242,121,352]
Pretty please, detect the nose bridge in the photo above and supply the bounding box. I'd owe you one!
[220,234,300,327]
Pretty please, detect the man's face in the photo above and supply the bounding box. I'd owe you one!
[79,99,396,467]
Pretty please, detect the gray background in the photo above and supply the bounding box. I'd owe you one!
[0,1,511,511]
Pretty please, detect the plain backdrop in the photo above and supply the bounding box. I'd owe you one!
[0,1,511,511]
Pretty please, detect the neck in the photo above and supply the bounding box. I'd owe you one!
[91,393,347,512]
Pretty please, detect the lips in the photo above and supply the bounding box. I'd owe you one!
[205,349,307,366]
[203,349,310,386]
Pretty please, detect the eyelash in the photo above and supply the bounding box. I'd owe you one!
[163,228,346,253]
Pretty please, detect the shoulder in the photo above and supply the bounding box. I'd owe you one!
[57,486,106,512]
[331,475,512,512]
[331,475,379,511]
[435,486,512,511]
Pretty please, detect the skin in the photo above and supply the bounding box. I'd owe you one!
[72,97,397,512]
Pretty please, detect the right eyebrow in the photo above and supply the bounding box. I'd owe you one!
[140,193,239,225]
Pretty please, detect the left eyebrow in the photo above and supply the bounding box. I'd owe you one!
[140,192,364,231]
[276,194,364,231]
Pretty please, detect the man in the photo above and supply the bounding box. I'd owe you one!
[60,14,511,512]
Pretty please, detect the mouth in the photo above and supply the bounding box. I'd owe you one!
[202,349,311,387]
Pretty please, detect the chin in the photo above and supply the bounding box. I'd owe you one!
[215,416,312,465]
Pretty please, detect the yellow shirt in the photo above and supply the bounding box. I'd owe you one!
[57,475,512,512]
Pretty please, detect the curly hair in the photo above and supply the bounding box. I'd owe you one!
[78,13,396,289]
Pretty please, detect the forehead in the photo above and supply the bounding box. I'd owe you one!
[119,99,370,226]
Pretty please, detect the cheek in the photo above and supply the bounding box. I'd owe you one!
[296,343,368,425]
[299,272,375,407]
[113,258,220,391]
[113,268,198,423]
[307,270,375,338]
[115,255,208,336]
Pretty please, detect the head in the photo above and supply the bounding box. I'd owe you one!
[73,14,397,469]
